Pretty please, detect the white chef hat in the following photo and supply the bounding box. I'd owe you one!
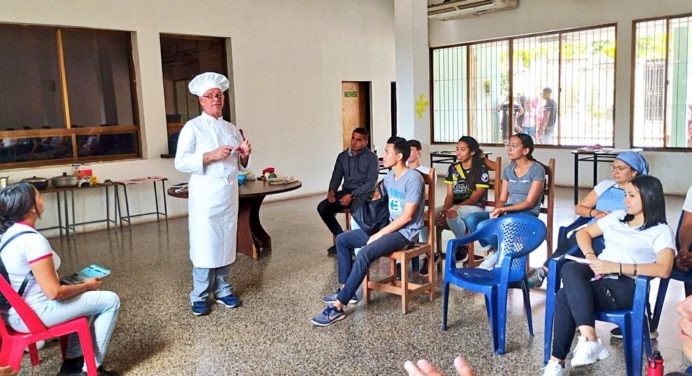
[188,72,230,97]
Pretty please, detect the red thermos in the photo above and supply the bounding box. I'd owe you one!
[647,351,663,376]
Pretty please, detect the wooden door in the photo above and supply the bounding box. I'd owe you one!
[341,82,371,149]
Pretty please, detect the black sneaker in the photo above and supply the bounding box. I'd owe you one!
[58,356,84,375]
[79,366,119,376]
[610,326,658,339]
[454,246,468,264]
[327,245,337,255]
[419,253,440,276]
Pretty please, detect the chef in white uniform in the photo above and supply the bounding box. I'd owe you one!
[174,72,251,316]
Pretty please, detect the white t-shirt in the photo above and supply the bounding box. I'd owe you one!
[0,223,60,309]
[596,210,676,265]
[684,186,692,213]
[593,179,617,196]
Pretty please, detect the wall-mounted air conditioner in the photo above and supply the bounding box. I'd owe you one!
[428,0,518,21]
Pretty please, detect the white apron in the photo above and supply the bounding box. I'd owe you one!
[188,174,238,268]
[174,112,248,269]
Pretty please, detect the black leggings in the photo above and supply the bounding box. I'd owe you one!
[551,262,635,360]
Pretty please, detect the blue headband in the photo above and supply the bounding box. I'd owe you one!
[616,151,649,176]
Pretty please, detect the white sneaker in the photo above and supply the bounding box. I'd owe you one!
[571,336,610,367]
[571,335,586,356]
[542,359,566,376]
[478,251,498,270]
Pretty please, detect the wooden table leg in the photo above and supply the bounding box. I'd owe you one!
[236,195,271,259]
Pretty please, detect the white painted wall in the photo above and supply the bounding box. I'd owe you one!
[0,0,396,234]
[429,0,692,195]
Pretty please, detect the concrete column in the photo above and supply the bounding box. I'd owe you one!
[395,0,430,146]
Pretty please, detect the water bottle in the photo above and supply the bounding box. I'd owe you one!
[647,351,663,376]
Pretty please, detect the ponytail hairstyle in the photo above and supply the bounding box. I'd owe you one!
[0,183,38,235]
[622,175,667,230]
[458,136,484,186]
[512,133,535,161]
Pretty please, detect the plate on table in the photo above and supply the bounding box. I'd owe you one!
[267,176,298,185]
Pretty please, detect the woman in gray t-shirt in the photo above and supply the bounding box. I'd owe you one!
[465,133,546,269]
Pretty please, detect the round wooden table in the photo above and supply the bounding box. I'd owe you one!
[168,179,302,259]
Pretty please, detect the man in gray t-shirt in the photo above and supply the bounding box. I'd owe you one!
[311,137,424,326]
[383,168,424,241]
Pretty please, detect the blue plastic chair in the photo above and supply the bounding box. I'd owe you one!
[651,211,689,331]
[543,237,653,376]
[442,214,546,355]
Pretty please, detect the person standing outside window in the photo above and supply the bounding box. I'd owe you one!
[175,72,252,316]
[538,88,557,144]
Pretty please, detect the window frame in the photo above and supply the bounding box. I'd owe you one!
[0,23,141,169]
[630,12,692,152]
[430,23,618,148]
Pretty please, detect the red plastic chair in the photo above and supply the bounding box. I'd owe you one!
[0,276,97,375]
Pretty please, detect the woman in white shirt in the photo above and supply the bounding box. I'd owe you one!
[543,175,675,376]
[0,183,120,376]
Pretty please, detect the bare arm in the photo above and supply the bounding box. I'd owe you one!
[575,189,608,219]
[590,248,674,279]
[31,258,101,301]
[492,180,543,217]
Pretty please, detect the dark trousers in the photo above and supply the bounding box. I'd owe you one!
[317,190,352,236]
[335,229,411,306]
[551,262,635,360]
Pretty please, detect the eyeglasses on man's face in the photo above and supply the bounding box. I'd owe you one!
[202,93,225,100]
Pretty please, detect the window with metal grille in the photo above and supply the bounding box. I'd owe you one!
[633,15,692,149]
[431,25,616,147]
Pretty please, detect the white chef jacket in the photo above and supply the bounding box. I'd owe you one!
[174,112,249,268]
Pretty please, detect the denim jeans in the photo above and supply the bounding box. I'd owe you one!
[465,210,491,248]
[445,205,485,238]
[190,265,233,303]
[8,290,120,368]
[335,229,411,306]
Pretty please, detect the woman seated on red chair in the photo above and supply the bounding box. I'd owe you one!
[0,183,120,376]
[543,175,675,376]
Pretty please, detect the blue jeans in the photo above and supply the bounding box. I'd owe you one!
[465,210,491,248]
[335,229,411,306]
[190,265,233,303]
[445,205,485,238]
[8,290,120,369]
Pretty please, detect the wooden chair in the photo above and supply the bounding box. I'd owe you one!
[333,208,352,245]
[436,157,502,269]
[362,167,435,314]
[539,159,555,259]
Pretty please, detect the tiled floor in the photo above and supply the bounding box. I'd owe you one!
[16,186,688,375]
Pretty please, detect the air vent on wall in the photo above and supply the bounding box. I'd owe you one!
[428,0,518,21]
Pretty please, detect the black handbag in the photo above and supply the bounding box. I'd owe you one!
[352,184,389,235]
